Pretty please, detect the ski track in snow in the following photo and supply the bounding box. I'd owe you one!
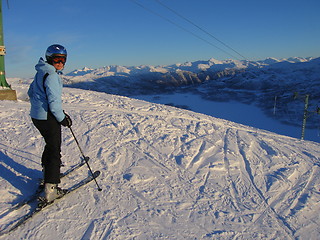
[0,84,320,239]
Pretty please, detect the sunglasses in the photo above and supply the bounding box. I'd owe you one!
[52,56,66,64]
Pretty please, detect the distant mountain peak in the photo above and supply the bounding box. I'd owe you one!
[67,57,315,77]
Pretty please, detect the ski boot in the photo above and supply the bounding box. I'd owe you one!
[44,183,68,203]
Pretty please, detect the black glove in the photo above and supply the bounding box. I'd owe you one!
[60,112,72,127]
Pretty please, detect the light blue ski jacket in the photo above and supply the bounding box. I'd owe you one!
[28,58,65,122]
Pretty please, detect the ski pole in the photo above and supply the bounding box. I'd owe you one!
[69,126,102,191]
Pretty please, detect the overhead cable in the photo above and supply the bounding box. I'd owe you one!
[130,0,241,60]
[155,0,247,60]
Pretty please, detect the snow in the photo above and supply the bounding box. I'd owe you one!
[132,93,318,142]
[0,78,320,239]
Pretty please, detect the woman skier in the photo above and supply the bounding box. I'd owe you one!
[28,44,72,203]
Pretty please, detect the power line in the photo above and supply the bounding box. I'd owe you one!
[130,0,241,60]
[155,0,247,60]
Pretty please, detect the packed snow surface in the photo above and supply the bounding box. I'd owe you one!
[0,80,320,239]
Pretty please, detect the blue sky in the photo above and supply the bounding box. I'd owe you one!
[2,0,320,78]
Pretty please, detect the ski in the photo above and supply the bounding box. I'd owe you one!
[0,171,101,236]
[2,157,90,214]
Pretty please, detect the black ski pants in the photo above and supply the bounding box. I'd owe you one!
[32,112,62,184]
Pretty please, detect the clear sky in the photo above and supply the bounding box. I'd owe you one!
[2,0,320,78]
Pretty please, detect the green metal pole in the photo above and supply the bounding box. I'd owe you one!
[0,1,10,88]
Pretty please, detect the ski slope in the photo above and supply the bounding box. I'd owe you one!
[0,81,320,239]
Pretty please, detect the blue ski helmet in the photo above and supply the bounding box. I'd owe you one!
[45,44,67,61]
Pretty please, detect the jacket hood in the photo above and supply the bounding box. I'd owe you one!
[35,57,63,75]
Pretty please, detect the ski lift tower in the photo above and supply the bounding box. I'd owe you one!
[0,1,17,100]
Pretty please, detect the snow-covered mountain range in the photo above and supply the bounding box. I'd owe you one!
[67,57,314,77]
[64,57,320,130]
